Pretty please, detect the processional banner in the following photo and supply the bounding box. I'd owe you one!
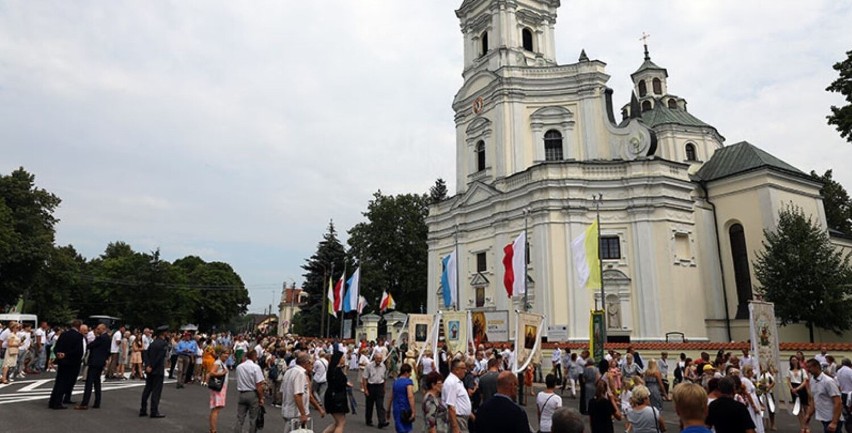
[749,301,781,377]
[513,311,544,374]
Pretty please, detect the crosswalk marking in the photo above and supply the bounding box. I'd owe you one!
[0,374,177,405]
[18,379,52,392]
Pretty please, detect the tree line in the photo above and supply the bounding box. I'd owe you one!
[0,168,250,329]
[291,179,449,337]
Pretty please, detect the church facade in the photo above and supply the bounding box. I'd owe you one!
[426,0,852,342]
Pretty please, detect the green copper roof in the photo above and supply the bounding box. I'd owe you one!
[638,101,712,129]
[695,141,807,182]
[633,58,666,76]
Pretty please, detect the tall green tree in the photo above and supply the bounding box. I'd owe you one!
[0,168,61,308]
[827,50,852,143]
[754,205,852,341]
[28,245,88,324]
[173,256,250,330]
[347,191,429,316]
[293,221,349,337]
[429,178,449,204]
[810,169,852,234]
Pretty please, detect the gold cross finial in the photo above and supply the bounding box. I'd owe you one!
[640,32,651,60]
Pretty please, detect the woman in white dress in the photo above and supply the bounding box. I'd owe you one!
[737,367,765,433]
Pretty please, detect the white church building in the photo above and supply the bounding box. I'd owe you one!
[426,0,852,342]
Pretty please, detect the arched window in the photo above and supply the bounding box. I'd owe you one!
[641,100,652,112]
[481,32,489,57]
[475,140,486,172]
[638,80,647,97]
[729,224,754,319]
[667,99,678,109]
[685,143,697,161]
[544,129,563,161]
[522,28,534,51]
[652,78,662,94]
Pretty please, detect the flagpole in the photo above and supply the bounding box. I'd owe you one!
[321,265,327,339]
[523,208,530,312]
[454,225,460,311]
[355,259,361,341]
[339,262,347,339]
[594,193,606,344]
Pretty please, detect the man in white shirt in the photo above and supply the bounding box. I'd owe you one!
[312,352,329,406]
[551,346,563,385]
[281,352,324,432]
[816,347,831,371]
[16,324,32,377]
[141,328,152,368]
[106,325,125,379]
[34,321,47,372]
[234,350,266,433]
[741,348,756,371]
[443,358,473,433]
[363,352,389,428]
[835,358,852,433]
[806,358,844,433]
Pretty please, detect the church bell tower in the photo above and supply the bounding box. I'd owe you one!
[455,0,559,77]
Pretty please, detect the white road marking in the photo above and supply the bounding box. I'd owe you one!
[18,379,52,392]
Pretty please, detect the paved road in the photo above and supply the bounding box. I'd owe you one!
[0,371,808,433]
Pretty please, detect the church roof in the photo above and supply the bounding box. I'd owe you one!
[694,141,808,182]
[638,101,712,129]
[632,58,666,76]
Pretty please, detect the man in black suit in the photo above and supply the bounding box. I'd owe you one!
[48,319,85,410]
[76,323,111,410]
[475,371,531,433]
[140,325,169,418]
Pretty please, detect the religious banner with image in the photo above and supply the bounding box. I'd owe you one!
[471,310,509,345]
[513,311,544,374]
[749,300,780,377]
[590,310,605,363]
[407,314,434,355]
[442,311,470,358]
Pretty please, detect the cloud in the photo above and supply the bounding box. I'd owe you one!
[1,1,850,312]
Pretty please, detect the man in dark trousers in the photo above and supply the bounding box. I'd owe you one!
[76,323,111,410]
[476,371,531,433]
[48,320,85,410]
[140,325,169,418]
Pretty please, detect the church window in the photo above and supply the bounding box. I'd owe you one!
[652,78,662,95]
[522,28,534,52]
[685,143,697,161]
[476,252,487,273]
[667,99,678,109]
[600,236,621,260]
[481,32,489,57]
[638,80,647,97]
[729,224,754,319]
[641,100,652,112]
[544,129,563,161]
[475,140,486,172]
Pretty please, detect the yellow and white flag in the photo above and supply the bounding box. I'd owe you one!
[572,220,601,289]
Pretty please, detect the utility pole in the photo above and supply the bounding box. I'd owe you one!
[523,208,530,312]
[454,225,460,311]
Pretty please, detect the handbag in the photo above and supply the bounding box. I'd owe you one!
[207,363,225,392]
[401,409,414,424]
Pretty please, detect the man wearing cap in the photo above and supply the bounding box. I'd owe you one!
[175,331,197,389]
[140,326,169,418]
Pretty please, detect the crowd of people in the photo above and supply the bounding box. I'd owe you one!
[2,317,851,433]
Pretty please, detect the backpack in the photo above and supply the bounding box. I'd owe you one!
[268,363,280,381]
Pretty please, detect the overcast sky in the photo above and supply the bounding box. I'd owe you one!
[2,1,850,313]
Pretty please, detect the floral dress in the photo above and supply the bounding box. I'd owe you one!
[422,392,448,433]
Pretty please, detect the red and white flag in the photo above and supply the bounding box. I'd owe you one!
[379,291,396,312]
[332,274,345,312]
[502,232,526,298]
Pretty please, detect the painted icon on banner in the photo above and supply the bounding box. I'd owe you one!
[524,325,537,349]
[415,324,428,342]
[448,321,460,340]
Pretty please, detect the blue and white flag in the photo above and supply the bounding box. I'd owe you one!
[441,252,457,308]
[342,267,361,313]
